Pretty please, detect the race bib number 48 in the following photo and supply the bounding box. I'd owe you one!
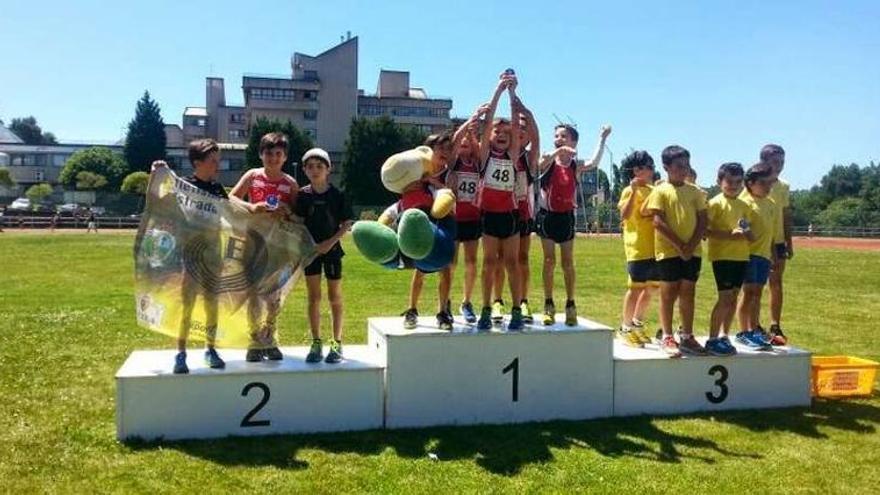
[456,172,479,202]
[484,157,515,192]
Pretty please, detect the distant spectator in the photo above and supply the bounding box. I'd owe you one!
[86,210,97,233]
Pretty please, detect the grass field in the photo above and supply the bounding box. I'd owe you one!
[1,232,878,493]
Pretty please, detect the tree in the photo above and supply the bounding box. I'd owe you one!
[0,167,15,188]
[25,183,53,208]
[820,163,862,199]
[342,117,426,206]
[815,197,880,228]
[9,116,57,145]
[59,147,126,190]
[124,91,167,173]
[76,171,108,191]
[121,171,150,196]
[245,117,314,185]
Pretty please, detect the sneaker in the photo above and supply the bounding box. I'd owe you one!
[305,339,323,363]
[436,310,454,331]
[735,330,772,351]
[718,336,738,355]
[204,348,226,369]
[677,332,708,356]
[659,335,682,358]
[460,301,477,324]
[521,301,534,324]
[564,302,577,326]
[491,300,505,323]
[617,327,644,348]
[630,320,653,345]
[265,347,283,361]
[769,324,788,346]
[542,301,556,326]
[173,351,189,374]
[245,348,264,362]
[753,326,773,347]
[325,340,343,364]
[507,307,524,332]
[402,308,419,329]
[477,306,493,332]
[705,338,735,356]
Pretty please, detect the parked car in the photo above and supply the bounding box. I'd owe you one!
[9,198,31,210]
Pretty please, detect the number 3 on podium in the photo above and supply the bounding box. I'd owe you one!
[705,365,729,404]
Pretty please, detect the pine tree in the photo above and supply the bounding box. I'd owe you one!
[124,91,167,173]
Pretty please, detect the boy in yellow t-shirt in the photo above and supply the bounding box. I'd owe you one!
[762,144,791,345]
[705,163,754,356]
[646,145,708,357]
[735,163,777,350]
[617,150,657,347]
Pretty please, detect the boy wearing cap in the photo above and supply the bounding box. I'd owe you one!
[294,148,354,364]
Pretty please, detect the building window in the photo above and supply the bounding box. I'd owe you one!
[227,159,245,171]
[229,114,245,124]
[305,128,317,139]
[35,171,45,182]
[304,70,318,81]
[304,110,318,121]
[358,105,384,116]
[249,88,295,101]
[53,154,68,167]
[303,90,316,101]
[228,129,247,140]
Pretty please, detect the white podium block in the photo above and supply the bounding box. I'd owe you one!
[613,340,811,416]
[116,346,384,440]
[368,315,614,429]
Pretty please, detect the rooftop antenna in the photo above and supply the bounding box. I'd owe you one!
[551,113,564,124]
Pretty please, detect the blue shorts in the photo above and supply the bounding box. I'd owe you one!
[744,255,771,285]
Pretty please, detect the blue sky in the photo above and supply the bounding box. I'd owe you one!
[1,0,877,189]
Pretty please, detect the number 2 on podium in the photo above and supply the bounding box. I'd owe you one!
[241,382,271,427]
[502,357,519,402]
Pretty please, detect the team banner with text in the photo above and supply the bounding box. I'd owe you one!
[133,167,316,349]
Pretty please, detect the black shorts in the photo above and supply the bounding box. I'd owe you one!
[456,220,482,242]
[627,258,657,285]
[774,243,788,260]
[656,256,702,283]
[518,218,533,237]
[536,209,575,244]
[304,253,343,280]
[712,260,748,291]
[481,211,519,239]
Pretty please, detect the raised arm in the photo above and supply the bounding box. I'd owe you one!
[577,125,611,175]
[478,76,510,166]
[513,95,540,175]
[507,77,522,160]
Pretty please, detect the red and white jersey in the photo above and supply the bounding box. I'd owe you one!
[477,151,517,213]
[400,184,434,212]
[515,152,534,220]
[248,169,298,206]
[538,158,577,213]
[449,158,481,222]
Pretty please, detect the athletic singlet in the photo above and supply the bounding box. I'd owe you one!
[400,184,434,212]
[539,158,577,213]
[515,152,534,220]
[248,169,297,206]
[451,158,481,222]
[478,150,517,213]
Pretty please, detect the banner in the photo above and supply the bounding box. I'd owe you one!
[133,167,315,348]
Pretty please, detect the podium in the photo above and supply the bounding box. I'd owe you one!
[116,346,384,440]
[116,316,816,440]
[612,340,812,416]
[367,316,614,429]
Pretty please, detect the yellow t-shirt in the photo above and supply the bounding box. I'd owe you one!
[706,193,752,262]
[769,178,790,243]
[740,191,777,260]
[646,182,707,260]
[618,184,655,261]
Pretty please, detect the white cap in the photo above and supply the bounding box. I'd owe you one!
[301,148,331,168]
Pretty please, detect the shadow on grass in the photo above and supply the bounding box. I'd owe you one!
[126,398,879,476]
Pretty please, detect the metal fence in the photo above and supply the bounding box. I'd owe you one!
[0,216,141,229]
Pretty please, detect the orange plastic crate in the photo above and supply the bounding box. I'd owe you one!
[811,356,879,398]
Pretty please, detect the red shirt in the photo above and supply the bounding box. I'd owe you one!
[515,153,533,220]
[478,151,517,213]
[248,169,298,206]
[400,185,434,212]
[540,159,577,213]
[450,158,481,222]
